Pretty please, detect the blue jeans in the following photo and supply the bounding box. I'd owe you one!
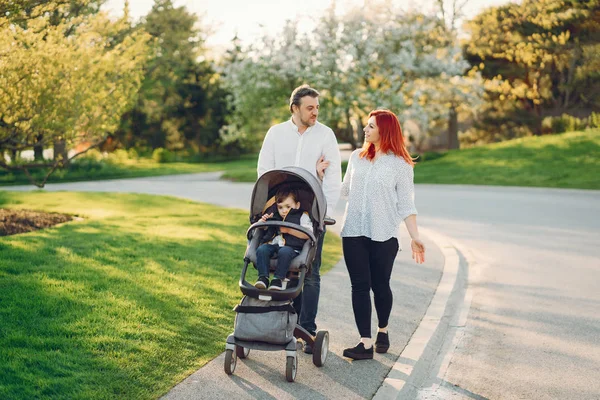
[294,228,325,336]
[256,244,298,279]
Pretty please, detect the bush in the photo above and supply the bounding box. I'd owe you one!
[152,148,175,163]
[127,148,139,160]
[589,112,600,129]
[107,149,132,163]
[549,114,587,134]
[78,148,104,162]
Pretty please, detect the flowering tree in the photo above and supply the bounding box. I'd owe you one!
[0,2,150,186]
[221,2,481,150]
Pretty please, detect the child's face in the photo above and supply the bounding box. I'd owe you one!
[277,196,300,218]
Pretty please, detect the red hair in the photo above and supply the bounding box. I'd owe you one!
[360,109,415,167]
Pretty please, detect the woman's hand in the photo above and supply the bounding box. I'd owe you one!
[411,238,425,264]
[316,155,330,181]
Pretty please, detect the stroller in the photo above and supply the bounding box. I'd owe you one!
[224,166,335,382]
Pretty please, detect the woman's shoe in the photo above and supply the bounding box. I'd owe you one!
[343,342,373,360]
[375,332,390,353]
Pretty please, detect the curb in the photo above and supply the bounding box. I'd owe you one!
[373,226,472,399]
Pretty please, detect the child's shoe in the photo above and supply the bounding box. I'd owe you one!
[254,276,269,289]
[268,278,284,290]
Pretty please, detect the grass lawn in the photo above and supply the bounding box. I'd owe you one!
[224,129,600,190]
[414,129,600,189]
[0,191,342,399]
[0,155,259,187]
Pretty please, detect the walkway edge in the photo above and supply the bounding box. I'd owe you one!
[373,226,461,399]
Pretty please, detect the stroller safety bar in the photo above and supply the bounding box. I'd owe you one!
[246,220,317,243]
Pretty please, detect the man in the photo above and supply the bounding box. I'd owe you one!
[257,84,341,353]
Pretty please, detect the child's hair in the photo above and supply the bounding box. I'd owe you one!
[275,187,299,204]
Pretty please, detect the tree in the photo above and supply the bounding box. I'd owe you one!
[221,1,479,150]
[464,0,600,139]
[116,0,228,155]
[0,1,150,186]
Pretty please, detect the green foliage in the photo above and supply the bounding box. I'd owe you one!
[464,0,600,140]
[0,0,151,186]
[221,3,480,149]
[152,148,175,163]
[116,0,229,155]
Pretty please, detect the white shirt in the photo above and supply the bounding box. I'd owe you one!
[340,150,418,244]
[268,212,313,247]
[258,119,342,214]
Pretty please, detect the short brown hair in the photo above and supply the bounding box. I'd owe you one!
[275,188,299,204]
[289,84,319,113]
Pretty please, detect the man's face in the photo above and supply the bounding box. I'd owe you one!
[293,96,319,128]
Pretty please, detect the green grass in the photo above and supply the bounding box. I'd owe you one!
[224,130,600,190]
[220,155,259,182]
[0,155,259,186]
[0,191,342,399]
[414,129,600,189]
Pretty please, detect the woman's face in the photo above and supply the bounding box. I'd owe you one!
[364,116,381,146]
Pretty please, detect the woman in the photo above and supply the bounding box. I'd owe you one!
[338,109,425,360]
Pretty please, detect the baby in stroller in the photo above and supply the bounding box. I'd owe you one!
[224,166,334,382]
[254,188,314,291]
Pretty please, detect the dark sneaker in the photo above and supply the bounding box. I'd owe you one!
[254,277,269,289]
[343,342,373,360]
[375,332,390,354]
[268,278,283,291]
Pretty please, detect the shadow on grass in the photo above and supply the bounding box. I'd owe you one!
[0,214,249,399]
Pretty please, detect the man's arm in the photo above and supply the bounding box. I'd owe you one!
[321,129,342,214]
[257,127,275,177]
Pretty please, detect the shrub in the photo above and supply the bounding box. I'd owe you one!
[152,148,175,163]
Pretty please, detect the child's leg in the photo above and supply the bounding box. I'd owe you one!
[275,246,297,279]
[256,244,277,277]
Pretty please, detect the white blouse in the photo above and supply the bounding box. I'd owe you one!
[340,149,418,244]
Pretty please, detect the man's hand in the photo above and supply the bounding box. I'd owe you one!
[316,155,330,181]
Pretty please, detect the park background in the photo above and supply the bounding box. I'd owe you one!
[0,0,599,399]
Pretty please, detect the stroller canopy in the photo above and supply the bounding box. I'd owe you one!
[250,167,327,231]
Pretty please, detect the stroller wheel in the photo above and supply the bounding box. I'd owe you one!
[312,330,329,367]
[224,349,237,375]
[285,355,297,382]
[236,345,250,359]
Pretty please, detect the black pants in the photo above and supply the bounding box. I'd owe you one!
[342,236,399,338]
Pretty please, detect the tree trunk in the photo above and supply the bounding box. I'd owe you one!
[448,105,459,149]
[54,138,69,166]
[34,134,44,161]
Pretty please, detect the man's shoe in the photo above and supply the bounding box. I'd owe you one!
[254,277,269,289]
[303,342,313,354]
[375,331,390,353]
[268,278,283,290]
[343,342,373,360]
